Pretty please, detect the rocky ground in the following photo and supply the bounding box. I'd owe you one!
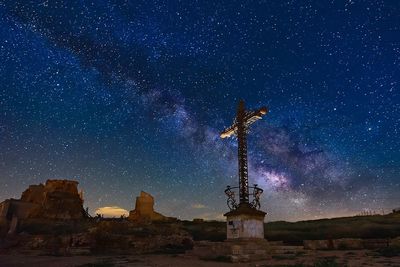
[1,224,400,266]
[2,181,400,267]
[1,248,400,267]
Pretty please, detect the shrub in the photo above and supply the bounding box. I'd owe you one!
[314,258,342,267]
[200,255,231,262]
[376,245,400,257]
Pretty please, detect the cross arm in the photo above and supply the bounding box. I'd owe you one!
[220,124,237,139]
[220,106,268,139]
[243,107,268,126]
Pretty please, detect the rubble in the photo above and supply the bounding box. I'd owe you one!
[304,238,390,250]
[187,239,272,262]
[90,221,193,254]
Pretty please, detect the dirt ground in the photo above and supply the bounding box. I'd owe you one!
[1,249,400,267]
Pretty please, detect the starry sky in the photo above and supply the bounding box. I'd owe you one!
[0,0,399,221]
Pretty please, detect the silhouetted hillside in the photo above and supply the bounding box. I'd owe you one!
[182,213,400,244]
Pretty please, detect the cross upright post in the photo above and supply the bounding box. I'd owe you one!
[236,100,249,204]
[221,100,268,208]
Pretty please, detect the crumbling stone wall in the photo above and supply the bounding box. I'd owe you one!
[0,179,85,221]
[21,184,46,204]
[128,191,168,222]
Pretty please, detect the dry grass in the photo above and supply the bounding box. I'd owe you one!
[266,213,400,244]
[182,213,400,244]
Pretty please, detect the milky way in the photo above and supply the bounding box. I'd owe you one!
[0,1,399,221]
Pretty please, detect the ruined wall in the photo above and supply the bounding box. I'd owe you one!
[10,201,40,219]
[2,179,85,221]
[129,191,168,222]
[0,200,11,219]
[45,179,79,195]
[0,199,39,220]
[134,191,154,214]
[21,184,45,204]
[35,180,84,219]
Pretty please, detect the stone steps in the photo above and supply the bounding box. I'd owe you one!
[188,239,272,262]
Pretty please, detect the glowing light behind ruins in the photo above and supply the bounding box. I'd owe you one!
[95,206,129,218]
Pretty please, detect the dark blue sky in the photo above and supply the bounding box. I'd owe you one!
[0,0,399,221]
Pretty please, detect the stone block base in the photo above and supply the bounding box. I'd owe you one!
[187,238,271,262]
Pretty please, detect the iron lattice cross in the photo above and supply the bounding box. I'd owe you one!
[220,100,268,205]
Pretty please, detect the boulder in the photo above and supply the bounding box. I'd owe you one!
[362,239,390,249]
[303,240,330,250]
[333,238,363,250]
[390,237,400,247]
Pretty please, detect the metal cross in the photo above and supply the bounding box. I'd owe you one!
[221,100,268,205]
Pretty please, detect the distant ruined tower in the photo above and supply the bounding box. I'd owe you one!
[0,179,86,228]
[128,191,170,222]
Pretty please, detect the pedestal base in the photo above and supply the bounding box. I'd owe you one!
[186,204,270,262]
[224,203,266,239]
[187,239,271,263]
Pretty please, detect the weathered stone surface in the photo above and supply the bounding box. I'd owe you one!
[390,237,400,247]
[333,238,363,250]
[362,238,390,249]
[0,217,9,237]
[27,235,47,249]
[0,199,40,220]
[128,191,169,222]
[0,179,85,222]
[303,240,330,250]
[71,233,92,247]
[187,239,271,262]
[45,180,80,194]
[272,245,303,255]
[90,220,192,254]
[225,203,266,240]
[226,217,265,239]
[21,184,45,204]
[304,238,390,250]
[25,180,84,220]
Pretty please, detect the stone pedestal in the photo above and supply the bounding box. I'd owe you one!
[188,204,269,262]
[188,239,272,263]
[224,203,266,239]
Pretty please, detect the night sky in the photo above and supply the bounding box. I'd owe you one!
[0,1,399,221]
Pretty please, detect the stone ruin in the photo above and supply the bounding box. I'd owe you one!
[0,179,86,226]
[128,191,172,222]
[303,238,393,250]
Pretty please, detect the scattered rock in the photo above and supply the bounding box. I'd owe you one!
[90,220,192,254]
[362,239,390,249]
[333,238,364,250]
[304,238,390,250]
[303,240,330,250]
